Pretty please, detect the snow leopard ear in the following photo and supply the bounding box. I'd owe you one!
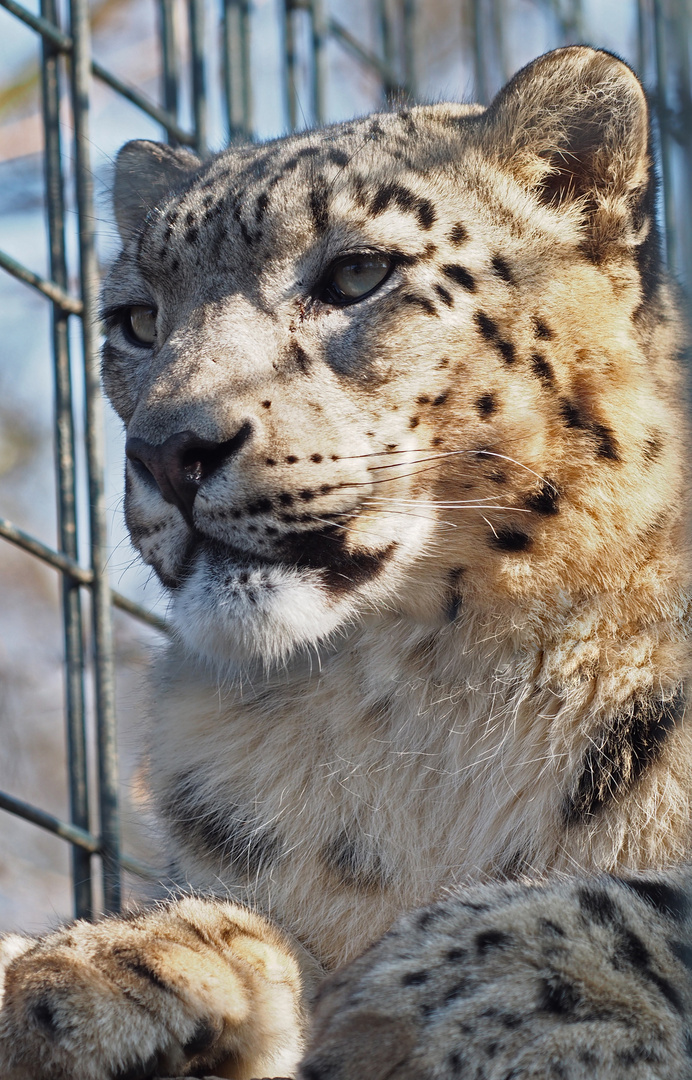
[113,140,200,242]
[482,47,653,251]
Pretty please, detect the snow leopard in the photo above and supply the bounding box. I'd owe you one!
[1,45,691,1080]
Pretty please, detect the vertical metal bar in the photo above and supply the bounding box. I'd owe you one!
[189,0,208,156]
[637,0,649,78]
[309,0,327,124]
[239,0,252,135]
[378,0,396,100]
[570,0,584,41]
[671,0,692,293]
[223,0,252,140]
[40,0,92,921]
[402,0,417,100]
[159,0,180,144]
[378,0,393,63]
[490,0,508,85]
[223,0,240,139]
[470,0,488,104]
[652,0,676,271]
[283,0,298,131]
[555,0,584,42]
[68,0,121,915]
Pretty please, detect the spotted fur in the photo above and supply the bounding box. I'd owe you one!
[302,873,692,1080]
[1,47,691,1080]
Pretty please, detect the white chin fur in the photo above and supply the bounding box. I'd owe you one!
[170,548,356,675]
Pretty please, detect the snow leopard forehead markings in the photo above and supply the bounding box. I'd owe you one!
[133,112,492,307]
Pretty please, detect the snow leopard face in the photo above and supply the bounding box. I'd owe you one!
[104,47,676,675]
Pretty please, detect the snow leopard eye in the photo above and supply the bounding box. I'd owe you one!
[320,253,393,305]
[125,305,157,346]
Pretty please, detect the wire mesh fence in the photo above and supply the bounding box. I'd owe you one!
[0,0,690,925]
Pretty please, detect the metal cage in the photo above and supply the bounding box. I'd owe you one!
[0,0,690,923]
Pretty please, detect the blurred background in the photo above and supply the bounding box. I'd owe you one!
[0,0,690,934]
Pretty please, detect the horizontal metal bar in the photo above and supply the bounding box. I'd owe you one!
[0,516,91,582]
[92,60,196,147]
[329,17,399,87]
[0,249,83,314]
[0,0,195,147]
[0,790,157,880]
[111,589,170,633]
[0,517,171,635]
[0,0,70,49]
[119,852,157,880]
[0,789,99,851]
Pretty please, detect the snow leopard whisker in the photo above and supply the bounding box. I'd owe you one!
[341,448,554,486]
[362,506,530,528]
[312,515,406,542]
[358,508,473,528]
[333,451,555,492]
[481,515,500,539]
[364,497,531,511]
[339,457,546,490]
[326,133,385,196]
[372,451,555,487]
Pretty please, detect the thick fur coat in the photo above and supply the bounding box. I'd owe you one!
[0,46,690,1080]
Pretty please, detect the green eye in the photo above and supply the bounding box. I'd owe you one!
[125,305,157,346]
[321,253,393,305]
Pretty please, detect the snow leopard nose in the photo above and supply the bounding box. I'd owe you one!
[126,424,252,525]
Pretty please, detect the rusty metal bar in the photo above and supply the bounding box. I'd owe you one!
[283,0,299,130]
[329,16,398,90]
[402,0,417,99]
[470,0,489,104]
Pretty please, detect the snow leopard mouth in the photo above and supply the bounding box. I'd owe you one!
[167,527,400,671]
[189,527,398,597]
